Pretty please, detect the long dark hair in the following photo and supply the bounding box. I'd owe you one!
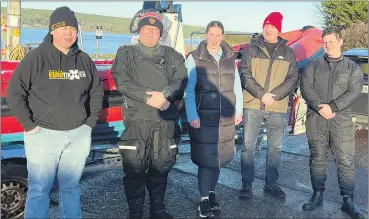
[205,21,224,35]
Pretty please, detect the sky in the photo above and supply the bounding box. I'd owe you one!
[1,1,321,33]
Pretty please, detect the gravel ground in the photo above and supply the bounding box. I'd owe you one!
[48,129,367,218]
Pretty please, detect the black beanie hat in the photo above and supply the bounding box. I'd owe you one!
[137,12,163,36]
[49,6,78,33]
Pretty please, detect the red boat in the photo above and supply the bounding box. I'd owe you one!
[232,26,324,71]
[1,26,325,143]
[231,26,324,135]
[1,58,125,144]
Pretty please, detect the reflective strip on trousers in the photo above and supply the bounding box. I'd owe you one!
[119,145,137,150]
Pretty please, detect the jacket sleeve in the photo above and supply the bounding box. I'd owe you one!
[234,65,243,116]
[270,50,299,101]
[111,46,152,103]
[161,49,188,102]
[85,57,104,128]
[300,60,324,111]
[6,53,37,132]
[184,54,199,122]
[239,45,266,100]
[329,64,364,112]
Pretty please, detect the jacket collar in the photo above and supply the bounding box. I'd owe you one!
[324,53,344,62]
[195,40,234,61]
[251,35,288,48]
[250,35,288,58]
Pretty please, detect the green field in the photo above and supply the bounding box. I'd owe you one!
[1,7,206,37]
[1,7,252,56]
[1,7,251,42]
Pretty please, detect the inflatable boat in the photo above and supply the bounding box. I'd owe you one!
[1,26,325,143]
[1,58,124,144]
[233,26,324,71]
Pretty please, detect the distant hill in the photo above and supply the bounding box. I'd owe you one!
[1,7,205,37]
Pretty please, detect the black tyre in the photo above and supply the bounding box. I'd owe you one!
[1,163,28,219]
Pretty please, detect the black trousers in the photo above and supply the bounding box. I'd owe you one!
[119,119,180,215]
[306,113,355,196]
[123,167,169,215]
[198,167,220,197]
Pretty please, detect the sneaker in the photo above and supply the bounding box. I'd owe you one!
[263,185,286,199]
[198,199,214,218]
[209,192,221,211]
[238,182,252,199]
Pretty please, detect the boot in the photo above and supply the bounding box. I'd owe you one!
[150,211,174,219]
[127,198,144,219]
[341,196,365,219]
[147,168,171,219]
[238,182,253,199]
[263,185,286,199]
[149,193,173,219]
[129,213,143,219]
[302,190,324,211]
[123,170,146,219]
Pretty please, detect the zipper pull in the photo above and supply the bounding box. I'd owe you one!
[123,96,129,108]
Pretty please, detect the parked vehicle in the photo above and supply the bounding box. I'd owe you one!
[342,48,368,130]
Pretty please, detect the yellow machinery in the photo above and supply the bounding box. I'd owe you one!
[1,0,25,61]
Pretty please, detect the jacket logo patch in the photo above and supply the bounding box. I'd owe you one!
[149,17,156,25]
[155,58,166,67]
[51,21,66,31]
[48,69,87,80]
[337,73,349,85]
[278,56,284,59]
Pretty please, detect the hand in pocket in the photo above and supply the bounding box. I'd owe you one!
[25,126,40,135]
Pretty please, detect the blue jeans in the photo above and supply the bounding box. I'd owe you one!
[241,109,284,186]
[24,125,91,218]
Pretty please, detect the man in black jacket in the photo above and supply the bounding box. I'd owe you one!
[111,12,188,219]
[6,7,103,218]
[301,27,365,219]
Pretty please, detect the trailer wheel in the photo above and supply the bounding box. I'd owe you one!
[1,163,28,219]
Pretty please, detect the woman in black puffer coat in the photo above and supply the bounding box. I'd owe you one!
[184,21,243,218]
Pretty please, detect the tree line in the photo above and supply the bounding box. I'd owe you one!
[315,1,368,50]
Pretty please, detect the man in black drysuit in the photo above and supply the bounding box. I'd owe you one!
[301,27,365,219]
[111,12,188,219]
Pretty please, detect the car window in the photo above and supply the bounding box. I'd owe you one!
[356,61,368,76]
[344,55,368,76]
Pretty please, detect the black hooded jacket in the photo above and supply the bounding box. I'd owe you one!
[111,43,188,121]
[6,33,103,131]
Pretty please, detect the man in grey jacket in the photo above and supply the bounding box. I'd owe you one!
[301,27,365,219]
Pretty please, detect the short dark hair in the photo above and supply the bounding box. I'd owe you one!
[205,21,224,34]
[322,26,342,39]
